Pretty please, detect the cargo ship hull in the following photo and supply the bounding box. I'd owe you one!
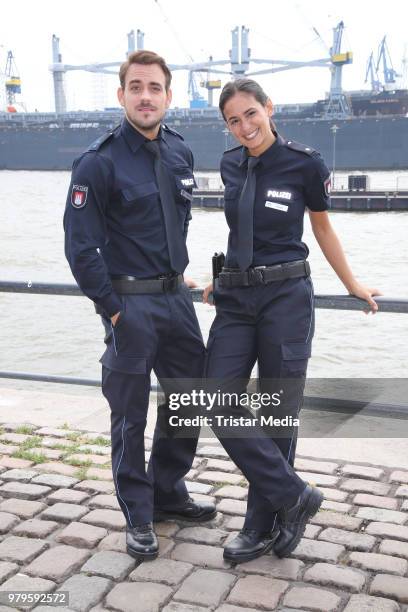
[0,113,407,171]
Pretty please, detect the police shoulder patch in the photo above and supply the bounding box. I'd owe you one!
[285,139,316,157]
[162,124,184,140]
[71,185,89,209]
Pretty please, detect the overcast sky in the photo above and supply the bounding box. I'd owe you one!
[1,0,407,112]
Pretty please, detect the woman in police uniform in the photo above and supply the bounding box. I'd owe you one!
[203,78,380,563]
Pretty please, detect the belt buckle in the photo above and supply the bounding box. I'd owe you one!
[157,274,169,291]
[161,275,177,292]
[248,268,264,285]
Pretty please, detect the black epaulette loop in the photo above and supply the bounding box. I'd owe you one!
[285,139,316,157]
[162,124,184,140]
[87,125,119,152]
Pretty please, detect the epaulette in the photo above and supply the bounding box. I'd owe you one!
[87,124,120,152]
[162,124,184,140]
[285,139,317,157]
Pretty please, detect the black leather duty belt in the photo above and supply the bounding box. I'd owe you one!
[111,274,184,294]
[218,260,310,289]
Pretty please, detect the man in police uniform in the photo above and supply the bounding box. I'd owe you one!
[64,50,215,561]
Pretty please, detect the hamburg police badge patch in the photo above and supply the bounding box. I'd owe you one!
[324,176,331,197]
[71,185,89,208]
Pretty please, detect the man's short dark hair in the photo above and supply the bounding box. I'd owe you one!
[119,50,172,91]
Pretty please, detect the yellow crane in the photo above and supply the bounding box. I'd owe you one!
[5,50,21,111]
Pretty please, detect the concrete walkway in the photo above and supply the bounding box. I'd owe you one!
[1,385,407,469]
[0,416,407,610]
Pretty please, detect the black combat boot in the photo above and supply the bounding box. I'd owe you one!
[154,497,216,522]
[223,526,280,564]
[126,522,159,561]
[274,484,323,558]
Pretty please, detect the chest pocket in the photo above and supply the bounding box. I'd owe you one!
[120,181,160,232]
[223,185,242,229]
[262,186,304,225]
[122,182,158,202]
[224,185,241,200]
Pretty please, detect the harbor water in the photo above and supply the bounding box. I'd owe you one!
[0,170,407,398]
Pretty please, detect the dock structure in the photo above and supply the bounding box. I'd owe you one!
[193,190,408,212]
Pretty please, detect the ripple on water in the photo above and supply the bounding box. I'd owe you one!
[0,171,407,385]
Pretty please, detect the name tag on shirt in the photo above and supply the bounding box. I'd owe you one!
[180,189,194,202]
[265,201,289,212]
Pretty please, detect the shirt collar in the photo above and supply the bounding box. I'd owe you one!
[121,117,169,153]
[238,131,283,168]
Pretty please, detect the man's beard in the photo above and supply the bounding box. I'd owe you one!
[128,113,162,134]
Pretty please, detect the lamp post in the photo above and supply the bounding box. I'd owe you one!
[223,127,230,152]
[331,124,339,190]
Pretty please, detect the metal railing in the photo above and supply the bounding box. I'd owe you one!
[0,280,407,391]
[1,280,407,311]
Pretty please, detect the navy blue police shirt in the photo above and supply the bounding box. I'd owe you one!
[221,133,330,268]
[63,117,196,317]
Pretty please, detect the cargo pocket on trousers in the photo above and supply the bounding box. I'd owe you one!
[280,342,311,378]
[99,350,147,375]
[279,342,311,421]
[99,351,149,423]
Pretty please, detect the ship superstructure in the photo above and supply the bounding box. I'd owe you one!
[0,25,407,172]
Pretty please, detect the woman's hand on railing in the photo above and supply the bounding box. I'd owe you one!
[348,282,382,314]
[184,277,198,288]
[202,282,214,305]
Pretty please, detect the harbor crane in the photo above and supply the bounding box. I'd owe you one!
[376,36,401,87]
[152,0,212,108]
[365,52,382,93]
[365,37,402,93]
[50,22,353,118]
[4,51,21,110]
[325,21,353,115]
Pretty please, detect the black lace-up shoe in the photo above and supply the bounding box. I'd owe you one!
[153,497,216,522]
[126,523,158,561]
[274,485,323,558]
[223,526,280,564]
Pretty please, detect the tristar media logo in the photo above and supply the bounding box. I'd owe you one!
[71,185,89,209]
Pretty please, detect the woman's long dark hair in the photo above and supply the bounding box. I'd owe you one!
[219,78,276,131]
[219,79,268,117]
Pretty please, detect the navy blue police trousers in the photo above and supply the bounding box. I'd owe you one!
[206,275,315,531]
[99,284,205,527]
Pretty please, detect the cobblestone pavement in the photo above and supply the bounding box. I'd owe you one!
[0,423,407,611]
